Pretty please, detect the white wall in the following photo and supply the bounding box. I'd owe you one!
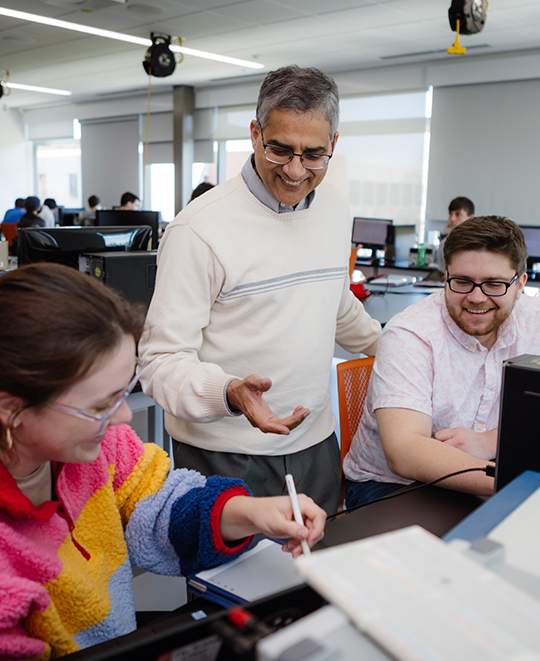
[0,108,33,219]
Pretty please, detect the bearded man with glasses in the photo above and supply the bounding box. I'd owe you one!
[344,215,540,506]
[140,65,381,514]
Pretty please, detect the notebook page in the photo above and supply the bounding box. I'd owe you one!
[193,539,304,601]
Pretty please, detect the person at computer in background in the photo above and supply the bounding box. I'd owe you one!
[343,216,540,507]
[79,194,102,226]
[139,65,381,515]
[437,196,475,270]
[0,263,326,660]
[2,198,25,224]
[40,199,58,227]
[119,191,141,211]
[17,196,45,229]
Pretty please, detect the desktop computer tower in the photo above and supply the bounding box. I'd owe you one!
[79,250,157,308]
[495,354,540,490]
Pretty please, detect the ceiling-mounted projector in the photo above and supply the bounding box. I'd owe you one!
[143,33,176,78]
[448,0,488,35]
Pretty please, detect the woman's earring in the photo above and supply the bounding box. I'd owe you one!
[6,427,13,451]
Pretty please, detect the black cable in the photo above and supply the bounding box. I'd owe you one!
[327,466,492,521]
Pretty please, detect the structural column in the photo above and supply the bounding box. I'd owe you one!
[173,85,195,214]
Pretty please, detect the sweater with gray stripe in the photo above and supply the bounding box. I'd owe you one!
[139,173,381,455]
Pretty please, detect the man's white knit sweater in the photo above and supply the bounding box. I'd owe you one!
[139,173,380,455]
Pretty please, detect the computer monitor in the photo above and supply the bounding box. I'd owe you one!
[60,207,85,226]
[393,224,418,262]
[351,218,393,259]
[17,226,152,269]
[96,210,159,250]
[496,354,540,491]
[519,225,540,280]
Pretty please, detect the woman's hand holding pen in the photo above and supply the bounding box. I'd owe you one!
[220,495,326,558]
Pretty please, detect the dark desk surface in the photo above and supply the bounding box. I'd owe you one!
[316,485,484,550]
[362,285,433,326]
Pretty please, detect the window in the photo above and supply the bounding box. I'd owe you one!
[325,91,431,227]
[146,163,175,222]
[224,139,252,181]
[35,139,82,208]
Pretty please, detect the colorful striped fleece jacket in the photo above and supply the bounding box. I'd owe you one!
[0,424,253,660]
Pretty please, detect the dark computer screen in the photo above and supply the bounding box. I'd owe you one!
[96,210,159,249]
[352,218,393,250]
[520,225,540,258]
[496,354,540,491]
[60,207,85,226]
[519,225,540,280]
[18,226,153,269]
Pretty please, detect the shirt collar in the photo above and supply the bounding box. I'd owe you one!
[0,459,59,521]
[241,155,315,213]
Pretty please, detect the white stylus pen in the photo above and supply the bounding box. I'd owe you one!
[285,473,311,556]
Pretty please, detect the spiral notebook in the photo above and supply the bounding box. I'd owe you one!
[186,538,305,608]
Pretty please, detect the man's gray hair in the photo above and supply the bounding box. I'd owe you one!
[256,65,340,137]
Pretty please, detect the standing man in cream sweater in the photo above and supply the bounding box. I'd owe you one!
[139,65,381,514]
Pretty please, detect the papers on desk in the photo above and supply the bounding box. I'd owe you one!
[187,538,304,608]
[487,486,540,581]
[369,274,417,287]
[413,269,446,288]
[296,526,540,660]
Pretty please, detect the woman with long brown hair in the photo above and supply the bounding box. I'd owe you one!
[0,263,325,660]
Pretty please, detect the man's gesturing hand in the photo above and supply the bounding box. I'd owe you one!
[227,374,310,435]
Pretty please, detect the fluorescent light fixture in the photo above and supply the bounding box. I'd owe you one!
[0,7,264,69]
[1,81,72,95]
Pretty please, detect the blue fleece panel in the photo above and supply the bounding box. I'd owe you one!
[169,475,251,576]
[126,468,206,574]
[74,559,136,648]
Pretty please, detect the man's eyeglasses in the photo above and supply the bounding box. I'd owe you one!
[260,130,332,170]
[47,357,145,435]
[446,273,519,297]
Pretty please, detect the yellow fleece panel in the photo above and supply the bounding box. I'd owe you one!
[23,445,171,657]
[24,471,125,655]
[24,599,79,659]
[30,647,55,661]
[114,443,171,523]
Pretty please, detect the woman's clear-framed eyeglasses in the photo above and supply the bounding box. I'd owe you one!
[260,130,332,170]
[47,357,145,435]
[446,273,519,297]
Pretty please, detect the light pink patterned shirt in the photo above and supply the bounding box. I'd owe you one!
[343,290,540,485]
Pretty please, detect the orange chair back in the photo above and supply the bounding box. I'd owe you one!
[337,355,375,474]
[1,223,18,246]
[349,246,357,279]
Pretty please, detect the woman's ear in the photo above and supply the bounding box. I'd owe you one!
[0,393,25,428]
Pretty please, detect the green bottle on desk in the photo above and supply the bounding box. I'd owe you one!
[417,243,426,268]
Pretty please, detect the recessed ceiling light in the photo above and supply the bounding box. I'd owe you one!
[127,4,166,15]
[3,35,37,45]
[0,7,264,69]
